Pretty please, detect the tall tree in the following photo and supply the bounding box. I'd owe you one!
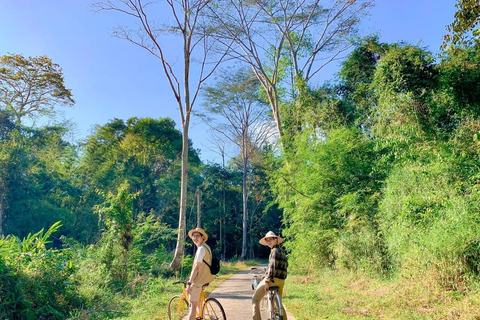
[92,0,228,271]
[442,0,480,49]
[200,67,275,259]
[0,54,74,125]
[80,117,200,226]
[0,117,80,239]
[206,0,373,148]
[0,111,16,235]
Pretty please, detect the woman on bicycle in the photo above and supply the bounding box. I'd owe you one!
[252,231,288,320]
[187,228,214,320]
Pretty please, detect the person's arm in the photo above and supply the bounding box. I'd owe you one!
[188,263,203,287]
[187,246,206,292]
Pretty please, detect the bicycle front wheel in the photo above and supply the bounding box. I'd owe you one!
[270,293,284,320]
[202,297,227,320]
[168,295,189,320]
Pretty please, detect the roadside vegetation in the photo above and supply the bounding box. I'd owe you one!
[1,0,480,319]
[286,269,480,319]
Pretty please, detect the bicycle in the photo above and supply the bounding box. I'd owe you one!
[251,267,284,320]
[168,279,227,320]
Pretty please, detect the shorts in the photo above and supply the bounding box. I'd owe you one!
[189,284,203,302]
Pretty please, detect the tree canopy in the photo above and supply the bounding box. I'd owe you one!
[0,54,74,125]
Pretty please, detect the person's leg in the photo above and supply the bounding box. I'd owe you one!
[188,300,199,320]
[252,278,267,320]
[273,278,287,320]
[188,285,202,320]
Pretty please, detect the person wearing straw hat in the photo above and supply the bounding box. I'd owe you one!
[186,227,214,320]
[252,231,288,320]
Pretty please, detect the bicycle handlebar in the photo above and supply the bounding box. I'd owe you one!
[172,280,189,286]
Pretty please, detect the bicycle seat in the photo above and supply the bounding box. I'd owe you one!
[202,283,210,289]
[268,286,279,291]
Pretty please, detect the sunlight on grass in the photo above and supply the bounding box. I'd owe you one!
[284,269,480,320]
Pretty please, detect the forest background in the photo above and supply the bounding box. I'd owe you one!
[1,0,480,319]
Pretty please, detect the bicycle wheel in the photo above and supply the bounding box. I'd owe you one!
[168,295,189,320]
[202,297,226,320]
[270,293,284,320]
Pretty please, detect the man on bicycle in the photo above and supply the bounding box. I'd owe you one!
[252,231,288,320]
[187,228,214,320]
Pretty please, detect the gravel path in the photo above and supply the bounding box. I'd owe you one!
[208,266,296,320]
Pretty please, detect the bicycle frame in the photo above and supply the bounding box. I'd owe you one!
[177,281,207,318]
[251,268,284,320]
[169,280,226,320]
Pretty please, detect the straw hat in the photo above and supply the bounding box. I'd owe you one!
[188,228,208,242]
[259,231,284,246]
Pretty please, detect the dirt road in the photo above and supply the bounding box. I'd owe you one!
[209,267,296,320]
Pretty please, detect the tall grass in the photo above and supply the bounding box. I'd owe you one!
[285,268,480,320]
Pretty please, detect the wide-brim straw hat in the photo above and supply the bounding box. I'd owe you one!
[188,228,208,242]
[259,231,284,246]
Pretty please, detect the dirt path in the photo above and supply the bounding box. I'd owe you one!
[209,266,296,320]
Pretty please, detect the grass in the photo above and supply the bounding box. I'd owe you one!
[72,259,480,319]
[94,260,262,320]
[283,268,480,320]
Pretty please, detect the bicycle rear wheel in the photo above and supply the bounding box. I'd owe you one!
[202,297,226,320]
[270,293,284,320]
[168,295,189,320]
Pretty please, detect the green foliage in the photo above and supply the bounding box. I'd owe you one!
[371,44,438,143]
[275,127,387,274]
[80,117,200,229]
[5,10,480,317]
[0,223,84,320]
[94,182,137,289]
[0,54,74,125]
[0,118,82,241]
[438,45,480,119]
[336,36,390,127]
[378,153,480,284]
[442,0,480,48]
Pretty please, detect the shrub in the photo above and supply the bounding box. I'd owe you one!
[276,127,388,274]
[378,155,480,286]
[0,223,85,319]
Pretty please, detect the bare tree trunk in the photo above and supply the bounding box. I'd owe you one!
[196,186,201,228]
[241,151,249,260]
[93,0,228,273]
[221,152,226,260]
[170,121,190,272]
[170,17,195,271]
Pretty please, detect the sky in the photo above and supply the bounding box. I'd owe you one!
[0,0,458,163]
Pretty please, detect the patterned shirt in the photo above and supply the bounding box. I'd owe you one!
[266,245,288,282]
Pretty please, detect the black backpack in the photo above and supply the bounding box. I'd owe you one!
[203,246,221,275]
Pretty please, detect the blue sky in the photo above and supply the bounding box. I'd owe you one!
[0,0,457,163]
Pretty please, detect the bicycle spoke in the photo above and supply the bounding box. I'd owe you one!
[168,295,189,320]
[202,297,226,320]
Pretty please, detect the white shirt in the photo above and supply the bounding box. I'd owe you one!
[194,246,206,264]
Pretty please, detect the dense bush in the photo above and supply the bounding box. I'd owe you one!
[276,127,388,274]
[378,150,480,286]
[0,223,84,320]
